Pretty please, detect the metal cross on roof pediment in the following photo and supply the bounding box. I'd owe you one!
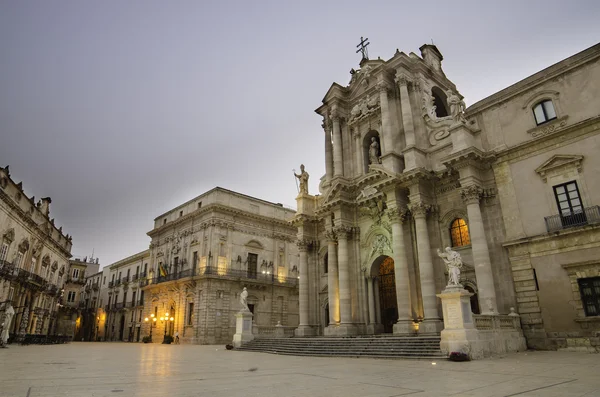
[356,36,370,60]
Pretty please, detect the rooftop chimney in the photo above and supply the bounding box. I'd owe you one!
[40,197,52,217]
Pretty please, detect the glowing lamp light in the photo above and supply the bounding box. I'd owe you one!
[144,317,149,322]
[160,317,164,321]
[153,318,156,322]
[170,317,174,321]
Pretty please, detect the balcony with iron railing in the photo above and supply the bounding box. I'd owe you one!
[114,302,124,310]
[544,205,600,233]
[139,266,298,288]
[121,276,130,284]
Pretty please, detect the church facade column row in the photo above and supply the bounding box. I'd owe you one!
[334,225,352,324]
[461,185,499,314]
[408,201,443,334]
[295,238,313,336]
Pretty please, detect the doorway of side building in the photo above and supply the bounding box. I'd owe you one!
[377,256,398,333]
[118,315,125,341]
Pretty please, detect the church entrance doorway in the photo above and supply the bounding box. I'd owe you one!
[378,257,398,333]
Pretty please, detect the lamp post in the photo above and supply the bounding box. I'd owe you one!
[144,313,156,341]
[159,312,174,343]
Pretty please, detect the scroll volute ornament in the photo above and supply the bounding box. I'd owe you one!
[460,185,483,205]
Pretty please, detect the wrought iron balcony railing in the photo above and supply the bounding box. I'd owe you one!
[544,205,600,233]
[139,266,298,288]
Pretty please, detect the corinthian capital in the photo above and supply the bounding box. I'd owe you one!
[329,108,340,122]
[377,81,391,93]
[394,73,410,87]
[460,185,483,204]
[324,229,337,243]
[296,238,312,252]
[386,207,409,224]
[407,201,431,218]
[333,225,352,240]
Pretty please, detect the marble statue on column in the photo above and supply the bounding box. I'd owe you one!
[1,303,15,347]
[294,164,309,195]
[240,287,249,312]
[368,137,381,164]
[437,247,463,287]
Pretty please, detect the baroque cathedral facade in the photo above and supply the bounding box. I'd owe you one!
[293,43,600,351]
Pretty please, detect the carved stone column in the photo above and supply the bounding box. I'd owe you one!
[353,129,363,177]
[325,229,340,325]
[395,74,415,147]
[461,185,499,315]
[324,119,334,181]
[388,208,413,334]
[334,225,352,324]
[331,109,343,178]
[295,239,313,335]
[366,276,376,325]
[377,81,394,156]
[409,201,443,334]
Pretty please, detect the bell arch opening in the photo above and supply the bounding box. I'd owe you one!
[432,86,449,118]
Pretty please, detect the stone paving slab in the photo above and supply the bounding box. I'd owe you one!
[0,343,599,397]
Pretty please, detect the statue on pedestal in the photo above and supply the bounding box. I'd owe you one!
[1,303,15,347]
[294,164,309,195]
[437,247,463,287]
[240,287,249,312]
[446,90,466,123]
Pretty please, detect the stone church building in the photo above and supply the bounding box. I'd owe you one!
[293,42,600,351]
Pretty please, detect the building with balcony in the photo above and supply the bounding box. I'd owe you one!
[132,187,300,344]
[100,250,149,342]
[293,41,600,351]
[0,166,73,340]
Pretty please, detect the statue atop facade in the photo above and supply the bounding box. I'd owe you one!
[294,164,309,195]
[446,90,466,122]
[368,137,381,164]
[0,303,14,347]
[240,287,249,312]
[437,247,463,287]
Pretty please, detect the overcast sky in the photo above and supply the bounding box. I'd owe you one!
[1,1,598,267]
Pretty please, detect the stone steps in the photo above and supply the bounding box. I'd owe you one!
[236,336,446,359]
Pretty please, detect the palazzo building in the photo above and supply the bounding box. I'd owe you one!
[293,42,600,350]
[0,165,73,339]
[97,187,300,344]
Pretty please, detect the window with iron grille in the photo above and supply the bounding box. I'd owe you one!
[0,243,8,262]
[553,181,586,228]
[450,218,470,247]
[578,277,600,316]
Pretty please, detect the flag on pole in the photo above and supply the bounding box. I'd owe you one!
[159,263,167,277]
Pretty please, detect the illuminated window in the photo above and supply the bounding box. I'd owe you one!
[450,218,470,247]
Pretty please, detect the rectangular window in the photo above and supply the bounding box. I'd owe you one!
[179,210,183,217]
[198,202,202,209]
[132,291,136,306]
[30,258,37,273]
[144,263,148,275]
[123,292,127,304]
[8,286,14,302]
[553,181,586,228]
[139,291,144,305]
[103,276,106,285]
[192,251,198,268]
[579,277,600,316]
[15,252,24,268]
[247,253,258,279]
[0,243,8,262]
[67,291,76,303]
[41,265,48,279]
[136,265,139,277]
[72,268,80,279]
[187,302,194,325]
[163,218,167,225]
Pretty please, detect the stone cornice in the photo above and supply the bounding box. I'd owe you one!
[441,147,494,171]
[148,202,295,238]
[0,190,72,258]
[494,115,600,164]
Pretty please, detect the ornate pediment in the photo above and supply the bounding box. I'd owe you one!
[535,154,583,182]
[245,240,264,250]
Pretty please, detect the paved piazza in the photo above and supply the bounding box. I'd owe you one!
[1,343,599,397]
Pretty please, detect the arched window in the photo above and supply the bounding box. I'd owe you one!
[450,218,470,247]
[533,100,556,125]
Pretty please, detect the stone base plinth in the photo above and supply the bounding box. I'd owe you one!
[365,323,384,335]
[232,311,254,348]
[323,323,358,336]
[393,320,415,335]
[294,325,316,337]
[419,319,443,335]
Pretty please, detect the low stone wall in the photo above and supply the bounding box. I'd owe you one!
[472,314,527,357]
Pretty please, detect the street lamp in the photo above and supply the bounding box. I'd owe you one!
[144,313,157,341]
[159,312,174,343]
